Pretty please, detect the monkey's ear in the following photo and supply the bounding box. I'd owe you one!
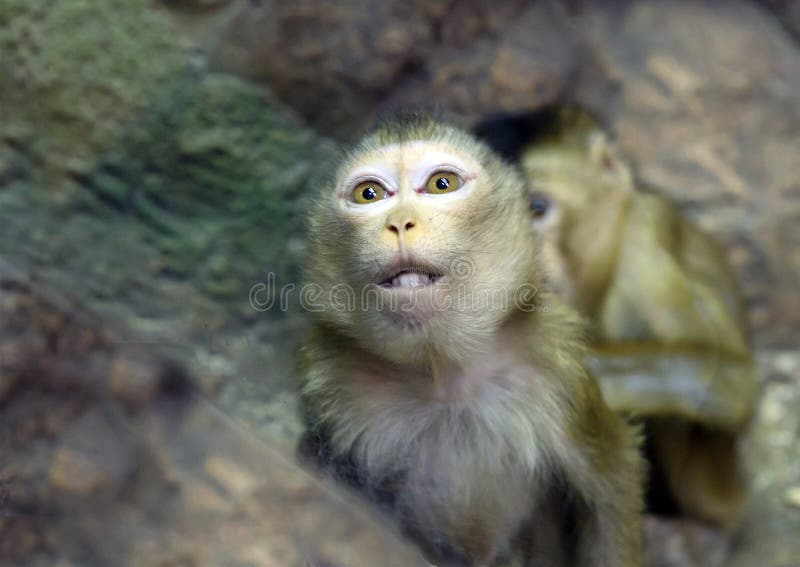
[588,132,634,192]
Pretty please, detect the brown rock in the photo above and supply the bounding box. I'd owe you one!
[204,0,577,136]
[108,355,163,407]
[49,410,133,495]
[180,481,235,515]
[203,456,259,498]
[573,0,800,347]
[760,0,800,39]
[49,448,114,495]
[0,265,425,566]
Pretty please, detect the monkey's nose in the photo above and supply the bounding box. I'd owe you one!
[386,219,416,234]
[383,210,422,249]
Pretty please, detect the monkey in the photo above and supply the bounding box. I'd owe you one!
[295,113,644,567]
[477,107,757,533]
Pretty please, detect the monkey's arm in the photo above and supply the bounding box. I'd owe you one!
[593,195,757,430]
[519,304,642,565]
[557,377,644,567]
[586,343,757,430]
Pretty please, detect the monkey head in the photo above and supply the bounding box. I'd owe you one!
[520,116,634,315]
[307,116,541,364]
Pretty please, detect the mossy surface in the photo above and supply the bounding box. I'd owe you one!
[0,69,336,399]
[0,0,184,177]
[78,72,336,297]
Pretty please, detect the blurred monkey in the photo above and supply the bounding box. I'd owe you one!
[477,107,756,531]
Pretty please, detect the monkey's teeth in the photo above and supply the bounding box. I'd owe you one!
[392,272,431,288]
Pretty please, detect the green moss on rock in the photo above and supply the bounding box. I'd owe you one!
[81,72,337,296]
[0,0,184,178]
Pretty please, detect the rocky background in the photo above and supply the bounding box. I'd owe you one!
[0,1,798,566]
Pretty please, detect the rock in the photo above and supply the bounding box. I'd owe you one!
[161,0,233,11]
[203,456,259,499]
[728,351,800,567]
[0,0,184,180]
[784,486,800,509]
[0,345,22,403]
[760,0,800,39]
[643,516,730,567]
[49,411,134,495]
[108,356,164,408]
[180,481,236,515]
[771,351,800,379]
[49,448,117,496]
[0,71,331,433]
[572,0,800,347]
[0,266,426,566]
[204,0,577,136]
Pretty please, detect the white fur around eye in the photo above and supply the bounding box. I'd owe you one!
[338,142,481,212]
[416,181,475,204]
[338,171,398,213]
[409,153,471,185]
[417,165,474,197]
[341,195,397,214]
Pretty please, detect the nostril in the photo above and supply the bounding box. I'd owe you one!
[387,220,415,234]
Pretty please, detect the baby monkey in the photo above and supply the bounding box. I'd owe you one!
[297,114,643,566]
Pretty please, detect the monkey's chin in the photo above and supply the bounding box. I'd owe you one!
[373,310,495,366]
[364,292,504,365]
[377,281,450,324]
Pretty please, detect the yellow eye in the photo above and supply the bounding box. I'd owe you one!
[426,171,461,194]
[352,181,388,204]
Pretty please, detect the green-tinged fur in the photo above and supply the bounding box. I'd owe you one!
[297,116,643,566]
[521,107,755,530]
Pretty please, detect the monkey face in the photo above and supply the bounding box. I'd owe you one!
[520,139,632,313]
[308,136,538,363]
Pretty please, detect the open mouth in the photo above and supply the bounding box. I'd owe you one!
[378,265,444,289]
